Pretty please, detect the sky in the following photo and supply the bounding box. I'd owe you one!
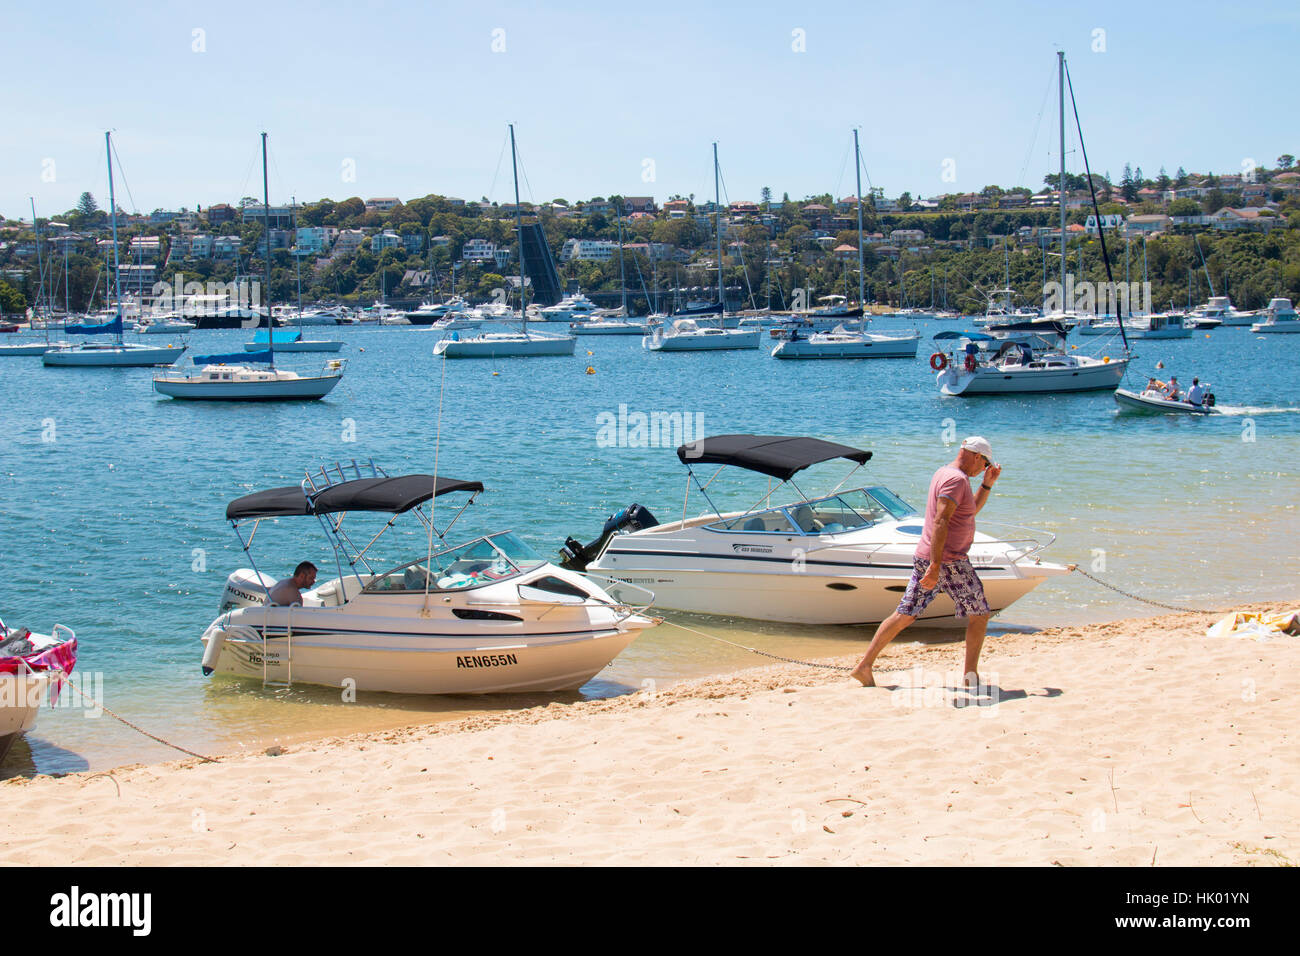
[3,0,1297,221]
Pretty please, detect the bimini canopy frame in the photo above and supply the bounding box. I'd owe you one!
[673,434,873,524]
[224,459,483,598]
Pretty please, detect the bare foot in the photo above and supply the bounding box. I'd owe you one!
[850,665,875,687]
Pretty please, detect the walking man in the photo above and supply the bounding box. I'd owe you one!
[851,437,1001,688]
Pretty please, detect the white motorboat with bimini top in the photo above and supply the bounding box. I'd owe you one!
[1,617,77,765]
[560,435,1068,626]
[199,461,658,693]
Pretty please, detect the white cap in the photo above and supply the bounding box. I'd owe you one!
[961,436,993,459]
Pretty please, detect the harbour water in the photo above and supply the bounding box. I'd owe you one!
[2,318,1298,775]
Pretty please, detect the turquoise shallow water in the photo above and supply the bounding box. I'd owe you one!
[2,319,1297,774]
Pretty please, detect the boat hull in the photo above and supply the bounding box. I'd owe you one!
[153,372,343,400]
[643,329,761,351]
[42,344,181,367]
[938,357,1129,394]
[0,673,58,764]
[772,334,919,359]
[433,334,577,357]
[200,584,652,693]
[244,341,344,352]
[1113,389,1215,414]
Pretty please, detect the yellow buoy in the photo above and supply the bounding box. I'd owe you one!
[586,350,593,356]
[585,366,595,375]
[492,371,500,376]
[1102,356,1110,363]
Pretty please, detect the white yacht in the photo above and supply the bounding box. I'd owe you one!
[1250,298,1300,333]
[932,332,1129,395]
[1189,295,1255,327]
[406,296,472,325]
[771,324,919,359]
[643,318,761,351]
[134,315,196,334]
[539,292,601,322]
[1130,312,1192,339]
[199,463,657,693]
[570,317,647,335]
[562,435,1068,626]
[433,328,576,357]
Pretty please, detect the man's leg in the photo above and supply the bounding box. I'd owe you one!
[963,614,989,687]
[851,610,916,686]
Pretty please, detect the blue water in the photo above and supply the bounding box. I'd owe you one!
[2,319,1297,774]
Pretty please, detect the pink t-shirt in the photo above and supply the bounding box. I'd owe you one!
[914,465,976,562]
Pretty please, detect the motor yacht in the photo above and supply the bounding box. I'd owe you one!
[1189,295,1255,327]
[199,462,657,693]
[406,296,473,325]
[1250,298,1300,334]
[539,292,601,323]
[561,435,1068,626]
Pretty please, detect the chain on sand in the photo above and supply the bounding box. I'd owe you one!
[1070,566,1218,615]
[61,678,217,763]
[659,619,905,675]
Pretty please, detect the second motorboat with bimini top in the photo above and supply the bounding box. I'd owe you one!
[560,435,1069,626]
[199,460,658,694]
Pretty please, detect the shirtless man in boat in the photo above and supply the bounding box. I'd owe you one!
[851,437,1001,689]
[268,562,317,606]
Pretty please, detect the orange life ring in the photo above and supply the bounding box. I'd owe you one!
[929,352,947,371]
[964,354,977,373]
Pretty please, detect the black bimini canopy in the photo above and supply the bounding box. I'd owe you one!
[675,435,872,481]
[226,475,483,521]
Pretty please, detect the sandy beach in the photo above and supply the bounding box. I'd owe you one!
[3,601,1297,867]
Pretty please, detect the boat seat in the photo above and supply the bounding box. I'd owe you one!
[743,517,766,532]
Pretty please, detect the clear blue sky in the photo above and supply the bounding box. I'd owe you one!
[4,0,1296,220]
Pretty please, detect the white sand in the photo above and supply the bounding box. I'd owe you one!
[3,602,1297,866]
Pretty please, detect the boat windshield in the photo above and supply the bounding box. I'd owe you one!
[708,487,918,535]
[363,531,546,593]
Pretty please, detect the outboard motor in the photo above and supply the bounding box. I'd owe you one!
[218,569,276,613]
[1205,392,1216,407]
[559,503,658,571]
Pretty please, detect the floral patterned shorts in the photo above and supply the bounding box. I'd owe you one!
[896,556,990,619]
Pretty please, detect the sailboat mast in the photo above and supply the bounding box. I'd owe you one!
[714,142,723,314]
[853,129,866,311]
[293,194,302,317]
[30,198,44,321]
[106,132,124,343]
[1058,50,1066,295]
[510,123,525,332]
[262,132,274,366]
[617,198,627,315]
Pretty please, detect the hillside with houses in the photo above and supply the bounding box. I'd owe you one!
[2,156,1297,317]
